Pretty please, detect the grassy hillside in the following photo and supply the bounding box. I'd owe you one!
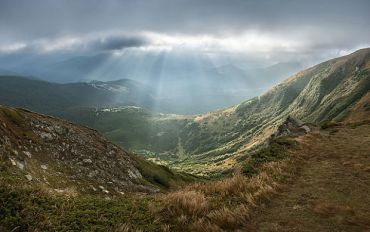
[0,105,195,196]
[62,48,370,176]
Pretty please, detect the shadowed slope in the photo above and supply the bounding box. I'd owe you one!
[0,105,194,195]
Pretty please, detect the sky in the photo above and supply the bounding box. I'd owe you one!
[0,0,369,66]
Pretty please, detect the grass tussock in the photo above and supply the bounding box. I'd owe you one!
[162,190,209,218]
[157,153,296,231]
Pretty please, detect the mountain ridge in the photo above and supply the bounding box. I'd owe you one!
[61,48,370,175]
[0,75,155,115]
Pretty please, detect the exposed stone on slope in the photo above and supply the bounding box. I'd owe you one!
[0,105,158,195]
[271,116,310,139]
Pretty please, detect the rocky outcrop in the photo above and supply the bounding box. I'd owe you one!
[0,105,158,195]
[271,116,311,139]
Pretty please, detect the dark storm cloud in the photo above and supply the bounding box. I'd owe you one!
[0,34,151,54]
[88,35,150,51]
[1,0,369,37]
[0,0,369,60]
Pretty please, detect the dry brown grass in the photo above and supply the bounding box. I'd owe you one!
[189,173,247,196]
[246,124,370,231]
[156,157,296,231]
[115,223,143,232]
[162,190,209,218]
[207,205,250,229]
[312,202,354,217]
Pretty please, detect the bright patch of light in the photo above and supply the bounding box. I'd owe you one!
[144,31,301,53]
[40,37,81,52]
[0,42,27,53]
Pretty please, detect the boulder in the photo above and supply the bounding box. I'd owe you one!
[272,116,310,139]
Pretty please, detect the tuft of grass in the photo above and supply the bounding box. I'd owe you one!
[162,190,209,218]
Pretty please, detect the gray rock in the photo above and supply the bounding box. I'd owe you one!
[103,189,110,194]
[23,151,32,158]
[54,126,67,135]
[25,174,33,181]
[41,164,48,170]
[272,116,309,139]
[301,125,311,133]
[40,132,53,141]
[127,169,142,179]
[83,158,92,164]
[54,189,64,193]
[16,161,25,170]
[9,158,16,166]
[88,170,98,178]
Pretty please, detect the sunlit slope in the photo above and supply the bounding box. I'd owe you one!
[64,48,370,175]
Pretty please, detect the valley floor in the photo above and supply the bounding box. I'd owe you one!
[247,123,370,231]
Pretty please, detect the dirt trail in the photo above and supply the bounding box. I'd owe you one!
[248,124,370,232]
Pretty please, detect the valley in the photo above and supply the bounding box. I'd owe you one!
[59,48,370,176]
[0,48,369,231]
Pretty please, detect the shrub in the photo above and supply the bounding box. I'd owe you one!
[242,139,293,177]
[321,120,340,129]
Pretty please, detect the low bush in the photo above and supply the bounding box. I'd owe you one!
[321,120,340,129]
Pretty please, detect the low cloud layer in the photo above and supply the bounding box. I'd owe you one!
[89,35,150,51]
[0,0,369,65]
[0,34,151,54]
